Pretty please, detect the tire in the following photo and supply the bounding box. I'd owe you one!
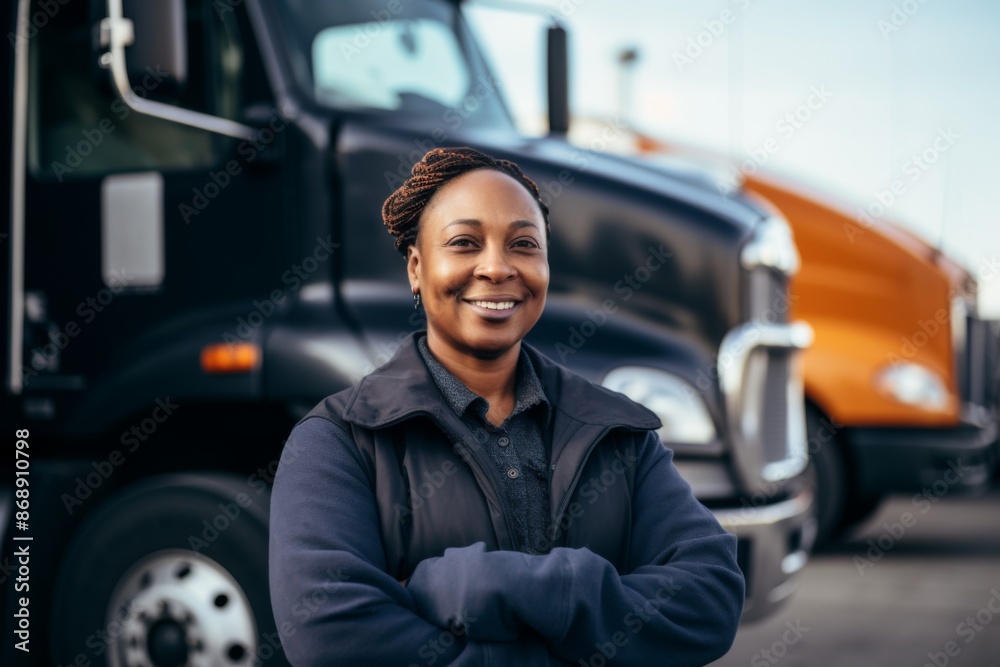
[49,474,287,667]
[840,492,883,532]
[804,407,848,548]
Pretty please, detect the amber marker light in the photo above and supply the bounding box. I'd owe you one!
[201,342,260,374]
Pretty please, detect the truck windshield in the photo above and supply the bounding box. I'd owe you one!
[276,0,512,128]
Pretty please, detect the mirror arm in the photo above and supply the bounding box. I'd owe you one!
[99,0,258,142]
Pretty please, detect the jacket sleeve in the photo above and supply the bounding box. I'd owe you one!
[405,430,745,666]
[268,416,572,667]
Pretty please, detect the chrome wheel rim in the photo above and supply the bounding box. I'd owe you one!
[105,549,258,667]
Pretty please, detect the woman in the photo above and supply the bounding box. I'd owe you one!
[268,147,745,666]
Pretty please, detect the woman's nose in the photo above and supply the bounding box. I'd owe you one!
[473,245,516,282]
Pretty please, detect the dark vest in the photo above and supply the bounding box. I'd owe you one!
[299,337,661,579]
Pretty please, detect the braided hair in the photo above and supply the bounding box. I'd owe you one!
[382,147,551,257]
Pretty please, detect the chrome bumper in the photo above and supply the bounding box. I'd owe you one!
[713,485,816,622]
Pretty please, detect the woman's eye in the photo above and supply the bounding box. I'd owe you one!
[513,239,539,248]
[448,238,476,248]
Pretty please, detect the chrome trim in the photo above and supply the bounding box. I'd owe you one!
[714,486,814,621]
[719,321,814,489]
[7,0,30,394]
[952,294,969,406]
[740,215,800,276]
[952,295,968,367]
[100,0,257,141]
[106,550,258,667]
[714,484,813,530]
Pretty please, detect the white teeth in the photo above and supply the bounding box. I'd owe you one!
[471,300,516,310]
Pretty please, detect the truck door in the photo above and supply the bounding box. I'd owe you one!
[17,0,288,432]
[271,0,516,340]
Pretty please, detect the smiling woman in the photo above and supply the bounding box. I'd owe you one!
[390,150,551,422]
[268,147,746,666]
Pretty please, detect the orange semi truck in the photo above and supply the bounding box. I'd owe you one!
[615,131,999,543]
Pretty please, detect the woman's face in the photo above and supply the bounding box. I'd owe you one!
[407,168,549,360]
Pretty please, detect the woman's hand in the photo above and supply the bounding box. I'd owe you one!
[405,542,535,642]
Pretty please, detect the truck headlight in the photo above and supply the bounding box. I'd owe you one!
[602,367,717,444]
[874,363,948,411]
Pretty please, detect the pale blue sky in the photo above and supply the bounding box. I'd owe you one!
[466,0,1000,316]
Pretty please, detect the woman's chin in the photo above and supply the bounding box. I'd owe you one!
[452,327,527,359]
[464,336,521,359]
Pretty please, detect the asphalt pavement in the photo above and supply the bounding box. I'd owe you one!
[711,490,1000,667]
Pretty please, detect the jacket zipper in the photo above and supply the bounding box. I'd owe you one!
[549,425,646,544]
[548,425,612,544]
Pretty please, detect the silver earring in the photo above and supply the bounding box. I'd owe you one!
[413,291,421,310]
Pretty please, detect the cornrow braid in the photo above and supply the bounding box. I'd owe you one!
[382,146,551,257]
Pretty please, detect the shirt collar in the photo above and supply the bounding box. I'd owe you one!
[417,334,551,426]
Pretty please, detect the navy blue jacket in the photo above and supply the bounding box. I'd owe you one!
[268,332,744,666]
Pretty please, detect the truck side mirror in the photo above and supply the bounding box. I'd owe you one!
[547,22,570,135]
[92,0,257,141]
[91,0,187,100]
[120,0,188,97]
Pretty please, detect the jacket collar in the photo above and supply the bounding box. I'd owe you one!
[342,331,661,433]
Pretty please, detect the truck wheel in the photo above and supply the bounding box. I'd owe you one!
[841,492,883,532]
[49,474,287,667]
[804,407,847,547]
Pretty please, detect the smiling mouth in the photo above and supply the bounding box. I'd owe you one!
[467,300,519,311]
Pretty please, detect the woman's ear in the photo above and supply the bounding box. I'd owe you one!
[406,243,420,294]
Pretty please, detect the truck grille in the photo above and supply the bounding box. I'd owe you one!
[761,349,791,465]
[961,312,998,410]
[719,267,811,493]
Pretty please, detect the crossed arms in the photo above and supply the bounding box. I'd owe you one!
[268,418,745,667]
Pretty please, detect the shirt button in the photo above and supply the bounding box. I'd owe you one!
[498,436,510,447]
[507,467,519,479]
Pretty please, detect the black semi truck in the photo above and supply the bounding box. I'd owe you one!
[1,0,815,664]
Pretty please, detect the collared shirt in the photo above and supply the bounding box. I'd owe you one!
[417,334,553,554]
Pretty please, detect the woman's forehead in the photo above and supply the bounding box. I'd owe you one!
[422,169,544,228]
